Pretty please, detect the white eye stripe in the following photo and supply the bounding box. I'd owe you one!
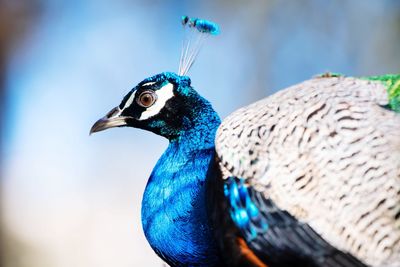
[122,90,138,110]
[142,81,156,87]
[139,83,174,120]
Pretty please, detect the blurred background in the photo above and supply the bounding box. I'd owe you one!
[0,0,399,266]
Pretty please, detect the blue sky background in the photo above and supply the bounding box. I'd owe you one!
[1,1,400,266]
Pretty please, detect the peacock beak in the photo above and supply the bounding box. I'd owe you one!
[90,106,128,134]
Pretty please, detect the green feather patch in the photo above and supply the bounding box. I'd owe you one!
[364,74,400,113]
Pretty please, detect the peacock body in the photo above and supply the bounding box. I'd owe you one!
[215,75,400,267]
[91,17,400,267]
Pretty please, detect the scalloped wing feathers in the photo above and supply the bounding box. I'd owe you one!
[216,76,400,266]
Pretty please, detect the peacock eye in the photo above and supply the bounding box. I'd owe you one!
[137,91,157,108]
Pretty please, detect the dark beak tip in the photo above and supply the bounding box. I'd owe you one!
[89,127,96,136]
[89,118,108,135]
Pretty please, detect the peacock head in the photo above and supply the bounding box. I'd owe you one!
[90,17,219,140]
[90,72,203,139]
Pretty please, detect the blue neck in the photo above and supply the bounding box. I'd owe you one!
[141,99,222,266]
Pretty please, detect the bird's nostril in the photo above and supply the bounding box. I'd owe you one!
[106,107,121,118]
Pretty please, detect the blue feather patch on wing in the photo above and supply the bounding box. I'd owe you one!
[225,177,268,240]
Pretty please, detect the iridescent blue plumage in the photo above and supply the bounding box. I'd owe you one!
[142,142,219,266]
[133,72,223,266]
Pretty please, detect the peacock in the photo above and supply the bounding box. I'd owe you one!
[90,17,400,267]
